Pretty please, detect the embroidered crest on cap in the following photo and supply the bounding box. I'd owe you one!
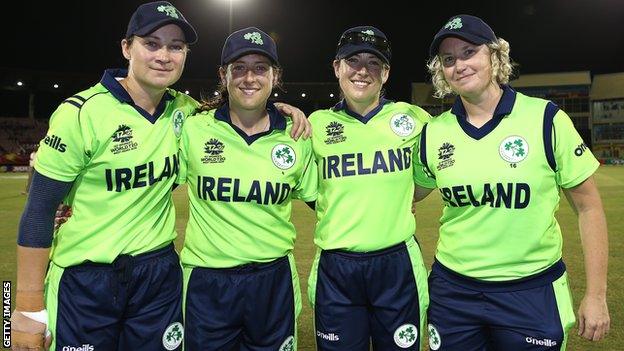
[157,5,179,19]
[444,17,463,30]
[243,32,264,45]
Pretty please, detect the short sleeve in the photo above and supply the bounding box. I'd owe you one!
[176,125,190,185]
[34,102,89,182]
[412,127,437,189]
[292,138,318,202]
[553,109,599,188]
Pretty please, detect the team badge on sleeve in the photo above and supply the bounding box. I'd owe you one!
[271,144,296,170]
[393,323,418,348]
[172,109,185,137]
[390,114,415,137]
[162,322,184,350]
[499,135,529,163]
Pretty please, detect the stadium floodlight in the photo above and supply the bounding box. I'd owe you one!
[329,93,334,98]
[301,93,306,98]
[53,84,59,89]
[17,81,23,86]
[213,91,219,96]
[220,0,246,34]
[185,90,190,94]
[274,93,279,97]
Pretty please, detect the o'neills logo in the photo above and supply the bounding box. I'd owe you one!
[62,345,94,351]
[525,337,557,347]
[317,331,340,341]
[44,134,67,152]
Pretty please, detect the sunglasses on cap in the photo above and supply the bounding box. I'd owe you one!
[337,32,392,61]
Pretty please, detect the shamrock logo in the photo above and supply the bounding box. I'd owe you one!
[504,138,526,157]
[275,146,294,164]
[157,5,179,19]
[499,136,529,163]
[271,144,296,170]
[244,32,264,45]
[428,324,442,350]
[444,17,463,30]
[394,323,418,348]
[162,322,184,350]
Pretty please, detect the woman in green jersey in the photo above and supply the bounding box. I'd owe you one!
[15,3,309,350]
[177,27,317,350]
[307,26,431,351]
[414,14,610,350]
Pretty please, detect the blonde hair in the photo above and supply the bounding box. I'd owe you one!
[427,37,514,99]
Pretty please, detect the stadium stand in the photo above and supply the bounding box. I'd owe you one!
[412,71,624,163]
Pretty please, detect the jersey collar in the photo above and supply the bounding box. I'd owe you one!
[332,97,393,124]
[214,101,287,145]
[451,84,517,140]
[100,69,175,124]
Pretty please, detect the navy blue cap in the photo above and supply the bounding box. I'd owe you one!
[126,1,198,44]
[336,26,391,64]
[429,15,496,57]
[221,27,279,66]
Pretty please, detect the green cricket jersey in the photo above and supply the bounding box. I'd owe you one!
[310,99,431,251]
[177,103,318,268]
[35,69,198,267]
[414,86,599,280]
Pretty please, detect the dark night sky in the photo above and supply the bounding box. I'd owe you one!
[5,0,624,102]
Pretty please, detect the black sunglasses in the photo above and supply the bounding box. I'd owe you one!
[337,32,392,60]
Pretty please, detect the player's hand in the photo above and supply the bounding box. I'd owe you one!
[274,102,312,140]
[11,310,52,350]
[54,204,72,230]
[577,294,610,341]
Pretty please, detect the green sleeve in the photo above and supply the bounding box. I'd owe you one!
[553,110,599,188]
[34,102,90,182]
[292,138,318,202]
[408,104,433,126]
[412,134,437,189]
[176,126,190,185]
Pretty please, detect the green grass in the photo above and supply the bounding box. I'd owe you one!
[1,166,622,350]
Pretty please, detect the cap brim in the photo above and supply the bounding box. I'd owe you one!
[133,18,198,44]
[336,44,390,64]
[222,48,279,66]
[429,32,490,57]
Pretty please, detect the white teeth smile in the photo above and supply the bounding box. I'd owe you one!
[241,88,257,95]
[352,81,369,88]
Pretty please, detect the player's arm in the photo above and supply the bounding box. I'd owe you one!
[551,107,609,341]
[414,185,434,202]
[273,102,312,140]
[292,138,318,211]
[13,172,73,350]
[563,177,610,341]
